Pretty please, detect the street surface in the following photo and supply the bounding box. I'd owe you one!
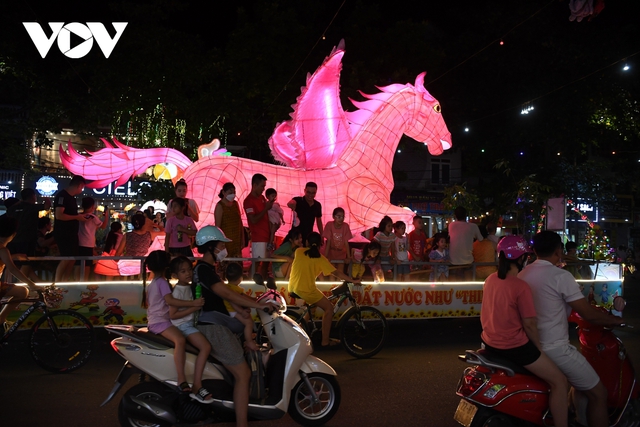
[2,279,640,427]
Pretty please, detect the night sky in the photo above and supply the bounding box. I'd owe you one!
[2,0,639,167]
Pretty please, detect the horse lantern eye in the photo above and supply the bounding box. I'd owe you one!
[433,104,441,114]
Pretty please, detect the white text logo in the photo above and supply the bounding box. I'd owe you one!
[23,22,127,59]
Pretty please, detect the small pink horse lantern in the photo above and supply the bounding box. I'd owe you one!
[60,41,452,236]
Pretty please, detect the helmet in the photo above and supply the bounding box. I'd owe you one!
[195,225,232,246]
[497,235,531,259]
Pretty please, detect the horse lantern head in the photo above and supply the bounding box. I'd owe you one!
[404,72,452,156]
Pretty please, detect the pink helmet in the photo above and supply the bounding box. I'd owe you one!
[497,235,531,259]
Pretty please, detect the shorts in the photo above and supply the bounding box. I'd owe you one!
[251,242,267,258]
[273,263,285,278]
[290,286,324,305]
[56,235,79,257]
[148,321,173,335]
[395,263,410,275]
[78,246,94,257]
[176,322,200,337]
[482,339,541,367]
[1,282,16,298]
[196,323,245,366]
[350,263,366,279]
[380,256,392,272]
[545,344,600,391]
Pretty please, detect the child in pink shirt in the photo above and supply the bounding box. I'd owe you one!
[323,207,353,272]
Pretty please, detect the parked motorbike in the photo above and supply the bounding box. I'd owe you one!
[101,275,341,427]
[454,296,640,427]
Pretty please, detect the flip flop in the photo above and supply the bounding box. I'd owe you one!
[190,387,214,404]
[178,382,192,393]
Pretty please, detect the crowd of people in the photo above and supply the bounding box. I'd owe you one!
[0,173,628,427]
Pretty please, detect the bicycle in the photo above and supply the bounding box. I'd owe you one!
[279,281,388,359]
[1,286,95,373]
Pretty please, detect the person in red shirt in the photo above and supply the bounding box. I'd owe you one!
[408,215,427,270]
[243,174,273,276]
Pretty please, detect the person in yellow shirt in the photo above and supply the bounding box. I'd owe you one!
[288,232,359,347]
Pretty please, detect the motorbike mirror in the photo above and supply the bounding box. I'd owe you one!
[253,273,264,286]
[613,296,626,312]
[266,276,277,290]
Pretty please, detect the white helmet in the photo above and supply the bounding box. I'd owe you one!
[195,225,232,246]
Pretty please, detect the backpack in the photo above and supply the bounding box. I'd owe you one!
[246,349,267,401]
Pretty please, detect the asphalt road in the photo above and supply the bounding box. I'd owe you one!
[2,280,640,427]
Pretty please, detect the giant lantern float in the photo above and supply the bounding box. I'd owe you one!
[44,41,619,326]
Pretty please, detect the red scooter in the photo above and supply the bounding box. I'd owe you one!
[454,297,640,427]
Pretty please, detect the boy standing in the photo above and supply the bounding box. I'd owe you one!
[78,197,110,281]
[408,216,427,270]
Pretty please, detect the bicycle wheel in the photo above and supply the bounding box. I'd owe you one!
[285,309,310,335]
[339,306,387,358]
[30,309,95,373]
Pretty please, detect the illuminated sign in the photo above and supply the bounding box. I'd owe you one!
[92,181,138,197]
[35,176,59,196]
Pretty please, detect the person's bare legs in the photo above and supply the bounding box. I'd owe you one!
[160,326,188,389]
[524,352,568,427]
[240,314,258,351]
[315,296,335,346]
[187,332,212,394]
[225,361,251,427]
[0,285,29,324]
[582,381,609,427]
[55,259,75,282]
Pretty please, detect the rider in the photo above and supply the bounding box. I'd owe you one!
[0,215,43,332]
[518,230,624,427]
[288,232,360,347]
[481,235,568,427]
[192,225,276,427]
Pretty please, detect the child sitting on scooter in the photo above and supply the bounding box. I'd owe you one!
[142,251,204,398]
[168,256,214,403]
[289,232,360,347]
[222,263,259,351]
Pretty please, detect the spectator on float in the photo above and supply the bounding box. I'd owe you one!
[408,215,428,270]
[473,225,497,281]
[165,197,197,257]
[53,175,88,282]
[393,221,410,281]
[243,174,272,276]
[373,216,396,276]
[266,188,285,252]
[448,206,483,281]
[287,182,323,241]
[78,197,110,281]
[103,222,124,255]
[115,213,152,258]
[272,228,304,279]
[214,182,244,259]
[6,188,52,281]
[323,207,353,273]
[166,179,200,222]
[429,232,450,281]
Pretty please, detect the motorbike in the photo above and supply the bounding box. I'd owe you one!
[101,275,341,427]
[454,296,640,427]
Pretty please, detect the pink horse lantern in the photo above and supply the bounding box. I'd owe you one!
[61,41,452,238]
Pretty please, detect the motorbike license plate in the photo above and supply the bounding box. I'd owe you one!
[453,399,478,427]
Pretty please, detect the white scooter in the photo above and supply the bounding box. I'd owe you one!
[101,275,341,427]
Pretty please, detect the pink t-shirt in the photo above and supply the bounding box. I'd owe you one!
[146,277,173,334]
[323,221,353,260]
[78,213,103,248]
[480,274,537,349]
[165,215,196,248]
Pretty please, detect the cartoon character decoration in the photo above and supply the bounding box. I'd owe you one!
[60,40,452,236]
[69,285,103,312]
[102,298,126,324]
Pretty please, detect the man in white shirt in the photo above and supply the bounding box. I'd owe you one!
[448,206,483,280]
[518,231,623,427]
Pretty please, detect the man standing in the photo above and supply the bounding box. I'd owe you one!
[53,175,87,282]
[518,230,623,427]
[287,182,323,242]
[448,206,483,280]
[243,174,272,275]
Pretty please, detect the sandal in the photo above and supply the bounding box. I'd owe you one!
[178,382,191,393]
[319,338,341,348]
[190,387,214,404]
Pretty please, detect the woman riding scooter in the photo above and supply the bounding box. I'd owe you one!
[192,225,275,427]
[480,235,569,427]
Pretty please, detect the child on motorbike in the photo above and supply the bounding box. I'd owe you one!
[168,256,214,403]
[142,251,204,396]
[289,232,360,347]
[222,262,259,351]
[480,236,568,427]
